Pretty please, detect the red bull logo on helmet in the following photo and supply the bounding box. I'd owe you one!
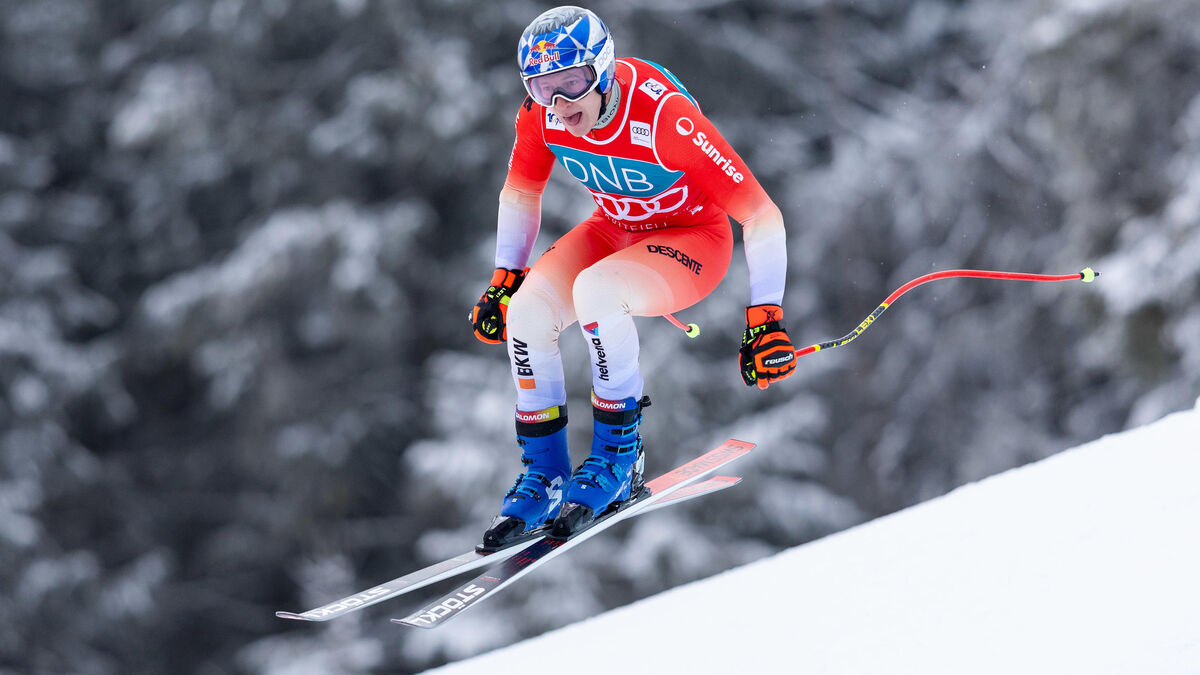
[526,39,561,67]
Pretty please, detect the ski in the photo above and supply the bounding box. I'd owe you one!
[392,439,756,629]
[275,472,743,622]
[639,474,740,515]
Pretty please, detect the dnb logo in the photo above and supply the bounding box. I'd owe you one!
[546,144,687,223]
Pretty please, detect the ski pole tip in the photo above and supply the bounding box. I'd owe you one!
[663,313,699,337]
[1080,267,1098,283]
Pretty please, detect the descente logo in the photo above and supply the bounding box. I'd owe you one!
[674,116,744,183]
[647,244,702,275]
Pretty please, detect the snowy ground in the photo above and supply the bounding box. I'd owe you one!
[425,400,1200,675]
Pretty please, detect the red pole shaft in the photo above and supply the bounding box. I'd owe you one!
[795,268,1096,358]
[882,270,1083,306]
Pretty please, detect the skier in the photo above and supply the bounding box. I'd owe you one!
[471,6,796,547]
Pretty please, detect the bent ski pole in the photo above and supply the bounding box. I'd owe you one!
[790,267,1098,358]
[663,268,1098,359]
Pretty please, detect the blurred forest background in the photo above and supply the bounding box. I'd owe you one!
[2,0,1198,672]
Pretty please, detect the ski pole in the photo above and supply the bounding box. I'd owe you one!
[662,267,1098,359]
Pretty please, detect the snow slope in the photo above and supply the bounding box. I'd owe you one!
[425,401,1200,674]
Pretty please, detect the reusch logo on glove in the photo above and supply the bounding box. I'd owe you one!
[762,352,795,367]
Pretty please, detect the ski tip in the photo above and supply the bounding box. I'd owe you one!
[275,611,317,622]
[1080,267,1098,283]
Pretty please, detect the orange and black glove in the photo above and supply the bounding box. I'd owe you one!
[739,304,797,389]
[471,267,527,344]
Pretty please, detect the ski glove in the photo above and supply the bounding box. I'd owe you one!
[739,304,797,389]
[471,267,527,344]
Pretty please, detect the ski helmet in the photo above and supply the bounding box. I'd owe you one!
[517,6,615,104]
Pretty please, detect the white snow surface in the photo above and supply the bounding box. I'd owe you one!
[426,401,1200,674]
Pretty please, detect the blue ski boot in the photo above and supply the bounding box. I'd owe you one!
[480,405,571,552]
[551,393,649,539]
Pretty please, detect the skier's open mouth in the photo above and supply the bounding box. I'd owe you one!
[564,111,583,126]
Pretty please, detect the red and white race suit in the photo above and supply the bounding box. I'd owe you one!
[496,58,787,410]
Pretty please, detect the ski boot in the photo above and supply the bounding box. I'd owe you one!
[480,405,571,552]
[551,392,650,539]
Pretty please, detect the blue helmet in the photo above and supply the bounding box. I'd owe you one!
[517,6,615,97]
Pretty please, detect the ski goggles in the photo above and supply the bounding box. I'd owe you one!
[523,65,599,107]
